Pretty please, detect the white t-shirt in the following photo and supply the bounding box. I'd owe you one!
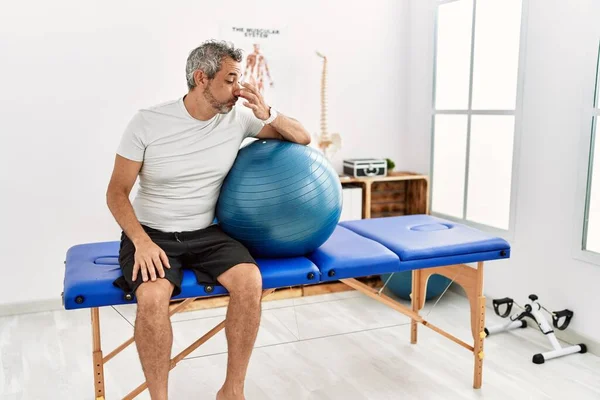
[116,97,264,233]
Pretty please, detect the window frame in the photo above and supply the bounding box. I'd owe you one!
[573,39,600,265]
[429,0,529,240]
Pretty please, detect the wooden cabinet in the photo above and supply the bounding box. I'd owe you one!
[339,171,429,218]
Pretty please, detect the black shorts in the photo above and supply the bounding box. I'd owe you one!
[113,224,258,297]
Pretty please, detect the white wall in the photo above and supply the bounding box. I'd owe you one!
[0,0,409,311]
[407,0,600,341]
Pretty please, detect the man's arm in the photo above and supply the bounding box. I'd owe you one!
[255,112,311,145]
[106,155,148,245]
[106,154,170,281]
[236,82,311,145]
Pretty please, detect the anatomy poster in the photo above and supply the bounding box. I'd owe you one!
[219,25,285,106]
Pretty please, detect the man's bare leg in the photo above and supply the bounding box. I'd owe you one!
[135,279,175,400]
[216,263,263,400]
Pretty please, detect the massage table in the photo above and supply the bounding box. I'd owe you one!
[62,214,510,399]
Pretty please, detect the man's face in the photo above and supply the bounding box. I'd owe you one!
[203,57,242,114]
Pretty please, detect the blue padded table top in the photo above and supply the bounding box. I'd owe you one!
[340,214,510,266]
[307,225,400,281]
[63,216,511,310]
[63,241,320,310]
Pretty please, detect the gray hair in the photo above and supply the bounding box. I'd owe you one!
[185,40,243,90]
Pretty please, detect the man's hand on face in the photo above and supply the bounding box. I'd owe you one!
[236,82,271,121]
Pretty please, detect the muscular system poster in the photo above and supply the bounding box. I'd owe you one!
[219,25,284,106]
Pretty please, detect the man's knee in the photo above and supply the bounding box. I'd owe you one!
[136,279,174,315]
[219,263,262,299]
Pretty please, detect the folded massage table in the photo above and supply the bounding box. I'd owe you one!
[62,214,511,399]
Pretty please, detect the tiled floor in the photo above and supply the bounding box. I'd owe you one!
[1,289,599,399]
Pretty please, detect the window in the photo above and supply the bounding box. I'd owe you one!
[583,44,600,254]
[431,0,525,232]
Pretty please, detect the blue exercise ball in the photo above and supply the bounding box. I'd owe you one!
[381,271,452,301]
[216,139,342,258]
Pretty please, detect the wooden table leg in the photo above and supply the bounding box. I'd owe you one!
[413,262,487,388]
[411,269,423,344]
[471,262,485,389]
[91,308,105,399]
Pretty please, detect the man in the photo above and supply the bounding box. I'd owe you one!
[106,40,311,400]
